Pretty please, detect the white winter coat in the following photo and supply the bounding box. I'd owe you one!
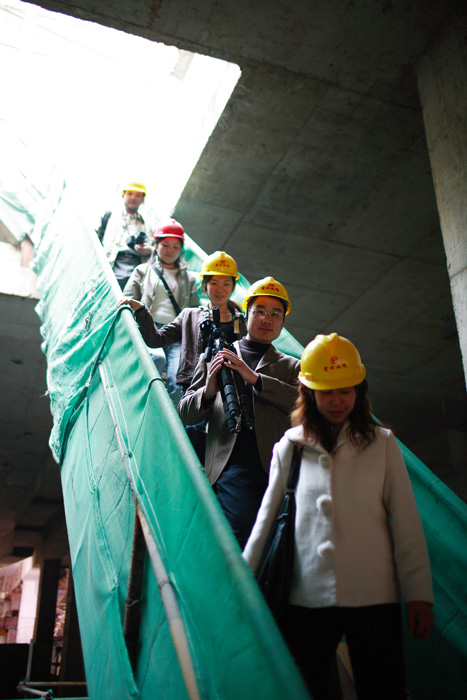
[243,424,434,608]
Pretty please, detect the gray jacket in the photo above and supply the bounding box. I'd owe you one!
[123,258,199,315]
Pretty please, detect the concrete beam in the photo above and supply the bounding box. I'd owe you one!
[416,10,467,388]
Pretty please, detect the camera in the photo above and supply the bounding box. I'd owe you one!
[126,231,147,250]
[201,307,254,434]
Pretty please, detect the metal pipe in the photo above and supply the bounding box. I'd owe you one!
[98,361,201,700]
[137,504,201,700]
[26,639,34,681]
[19,682,87,687]
[16,684,53,699]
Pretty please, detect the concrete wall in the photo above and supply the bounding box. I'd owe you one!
[416,9,467,389]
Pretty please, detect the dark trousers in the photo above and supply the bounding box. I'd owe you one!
[280,603,406,700]
[214,463,268,549]
[113,250,141,290]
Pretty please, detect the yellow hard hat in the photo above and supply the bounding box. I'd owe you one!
[200,251,239,279]
[242,276,291,315]
[299,333,366,390]
[122,181,147,196]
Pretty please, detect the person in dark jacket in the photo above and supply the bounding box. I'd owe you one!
[178,276,300,549]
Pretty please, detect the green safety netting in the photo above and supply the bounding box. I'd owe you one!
[400,445,467,699]
[1,125,466,698]
[32,188,310,699]
[0,118,65,244]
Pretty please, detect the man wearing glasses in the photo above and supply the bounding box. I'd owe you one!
[178,276,300,548]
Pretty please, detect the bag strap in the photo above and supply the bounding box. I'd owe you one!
[287,444,302,493]
[96,210,112,242]
[152,265,182,316]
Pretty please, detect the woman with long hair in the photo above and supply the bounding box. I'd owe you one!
[243,332,434,700]
[119,250,246,401]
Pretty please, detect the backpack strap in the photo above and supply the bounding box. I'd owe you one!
[96,210,112,242]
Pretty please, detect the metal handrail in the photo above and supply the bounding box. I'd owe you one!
[17,680,88,699]
[16,685,53,700]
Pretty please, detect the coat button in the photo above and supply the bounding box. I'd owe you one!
[317,541,335,558]
[316,494,332,515]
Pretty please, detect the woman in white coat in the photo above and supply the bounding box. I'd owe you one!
[243,332,434,700]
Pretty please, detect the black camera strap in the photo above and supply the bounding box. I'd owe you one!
[151,265,182,316]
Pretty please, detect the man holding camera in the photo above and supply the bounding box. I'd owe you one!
[97,181,154,289]
[178,276,300,549]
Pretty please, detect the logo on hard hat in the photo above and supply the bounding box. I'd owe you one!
[323,361,348,372]
[262,283,280,292]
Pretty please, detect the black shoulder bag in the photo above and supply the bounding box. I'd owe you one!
[152,265,182,316]
[256,443,302,623]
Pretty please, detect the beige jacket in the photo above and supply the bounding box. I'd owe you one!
[243,424,434,608]
[123,259,199,318]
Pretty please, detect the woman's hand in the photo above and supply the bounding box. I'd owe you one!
[117,298,143,312]
[134,243,153,256]
[407,600,434,639]
[220,349,259,386]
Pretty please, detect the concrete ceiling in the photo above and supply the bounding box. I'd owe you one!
[1,0,466,563]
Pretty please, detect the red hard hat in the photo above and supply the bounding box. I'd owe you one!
[154,219,185,241]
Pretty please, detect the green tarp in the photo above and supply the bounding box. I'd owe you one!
[0,117,65,244]
[401,446,467,698]
[33,188,310,699]
[1,121,465,698]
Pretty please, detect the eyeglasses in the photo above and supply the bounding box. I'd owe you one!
[250,308,284,321]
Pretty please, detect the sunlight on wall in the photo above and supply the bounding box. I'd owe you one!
[0,0,240,228]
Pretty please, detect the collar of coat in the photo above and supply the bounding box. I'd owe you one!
[202,303,245,320]
[122,207,145,223]
[286,422,353,453]
[151,257,188,274]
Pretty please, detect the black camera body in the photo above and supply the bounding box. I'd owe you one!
[126,231,147,250]
[201,317,231,363]
[201,307,254,434]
